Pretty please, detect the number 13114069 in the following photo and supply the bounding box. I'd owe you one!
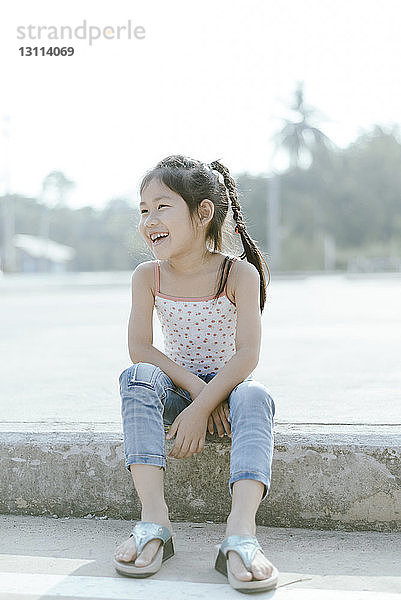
[19,47,75,56]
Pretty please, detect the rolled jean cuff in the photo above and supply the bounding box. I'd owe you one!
[125,454,166,472]
[229,471,271,501]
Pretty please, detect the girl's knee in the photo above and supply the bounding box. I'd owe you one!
[119,362,164,389]
[230,380,275,416]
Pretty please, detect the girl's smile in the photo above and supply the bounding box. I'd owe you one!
[149,232,170,245]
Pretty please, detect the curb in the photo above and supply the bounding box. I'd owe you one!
[1,424,400,531]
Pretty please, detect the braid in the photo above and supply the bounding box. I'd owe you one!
[209,159,271,312]
[209,160,246,242]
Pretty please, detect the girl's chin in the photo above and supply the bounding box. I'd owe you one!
[152,244,168,253]
[152,246,169,257]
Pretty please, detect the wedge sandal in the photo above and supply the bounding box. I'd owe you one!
[215,535,279,593]
[113,521,175,578]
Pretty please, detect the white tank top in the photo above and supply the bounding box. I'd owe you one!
[153,257,238,376]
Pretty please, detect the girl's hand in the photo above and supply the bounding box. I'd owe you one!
[166,405,208,459]
[208,400,231,437]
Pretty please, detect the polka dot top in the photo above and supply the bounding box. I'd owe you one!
[154,257,238,376]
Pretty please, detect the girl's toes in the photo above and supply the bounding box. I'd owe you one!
[228,552,252,581]
[253,566,270,580]
[117,550,135,562]
[254,566,271,579]
[252,555,273,580]
[134,540,161,567]
[115,539,137,562]
[235,569,252,581]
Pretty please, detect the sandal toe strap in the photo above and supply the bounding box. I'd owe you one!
[220,535,263,572]
[129,522,171,556]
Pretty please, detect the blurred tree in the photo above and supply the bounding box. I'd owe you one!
[49,197,143,270]
[278,125,401,269]
[273,81,334,169]
[271,81,335,269]
[41,171,75,206]
[2,126,400,273]
[324,125,401,248]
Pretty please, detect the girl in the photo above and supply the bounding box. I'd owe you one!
[113,155,278,593]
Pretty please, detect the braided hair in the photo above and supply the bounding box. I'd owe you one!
[139,154,270,312]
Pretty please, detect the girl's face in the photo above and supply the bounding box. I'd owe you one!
[139,178,201,258]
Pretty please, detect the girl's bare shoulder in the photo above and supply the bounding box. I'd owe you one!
[132,260,158,297]
[227,258,259,304]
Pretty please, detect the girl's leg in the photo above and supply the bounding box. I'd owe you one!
[225,379,276,581]
[115,362,192,567]
[122,464,171,567]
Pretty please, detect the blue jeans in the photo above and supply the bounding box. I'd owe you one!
[119,362,276,501]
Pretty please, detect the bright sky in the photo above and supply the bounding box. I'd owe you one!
[1,0,401,209]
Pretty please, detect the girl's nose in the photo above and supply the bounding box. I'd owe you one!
[144,212,159,227]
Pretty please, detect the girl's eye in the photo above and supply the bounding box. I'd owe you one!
[140,204,168,214]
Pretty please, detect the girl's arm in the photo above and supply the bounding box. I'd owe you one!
[190,260,262,415]
[127,261,206,398]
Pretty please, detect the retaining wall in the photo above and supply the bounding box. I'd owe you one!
[1,424,400,531]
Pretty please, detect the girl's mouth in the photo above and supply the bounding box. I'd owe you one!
[152,233,169,246]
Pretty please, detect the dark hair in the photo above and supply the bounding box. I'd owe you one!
[139,154,270,312]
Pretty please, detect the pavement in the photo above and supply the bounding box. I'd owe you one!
[0,515,400,599]
[2,273,401,426]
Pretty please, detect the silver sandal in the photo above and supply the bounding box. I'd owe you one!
[215,535,279,592]
[113,521,175,578]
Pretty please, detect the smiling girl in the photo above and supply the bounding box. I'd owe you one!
[113,155,278,592]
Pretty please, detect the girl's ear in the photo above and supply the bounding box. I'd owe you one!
[197,199,215,226]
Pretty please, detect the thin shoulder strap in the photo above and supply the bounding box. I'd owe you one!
[154,261,160,293]
[223,255,237,295]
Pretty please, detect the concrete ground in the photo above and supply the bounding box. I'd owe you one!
[2,273,401,426]
[0,515,400,599]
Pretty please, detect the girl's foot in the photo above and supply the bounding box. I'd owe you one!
[115,512,172,568]
[224,515,274,582]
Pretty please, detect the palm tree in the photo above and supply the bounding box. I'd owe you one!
[268,81,334,269]
[41,171,75,207]
[273,81,333,169]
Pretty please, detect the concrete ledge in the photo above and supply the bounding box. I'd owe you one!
[1,424,400,531]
